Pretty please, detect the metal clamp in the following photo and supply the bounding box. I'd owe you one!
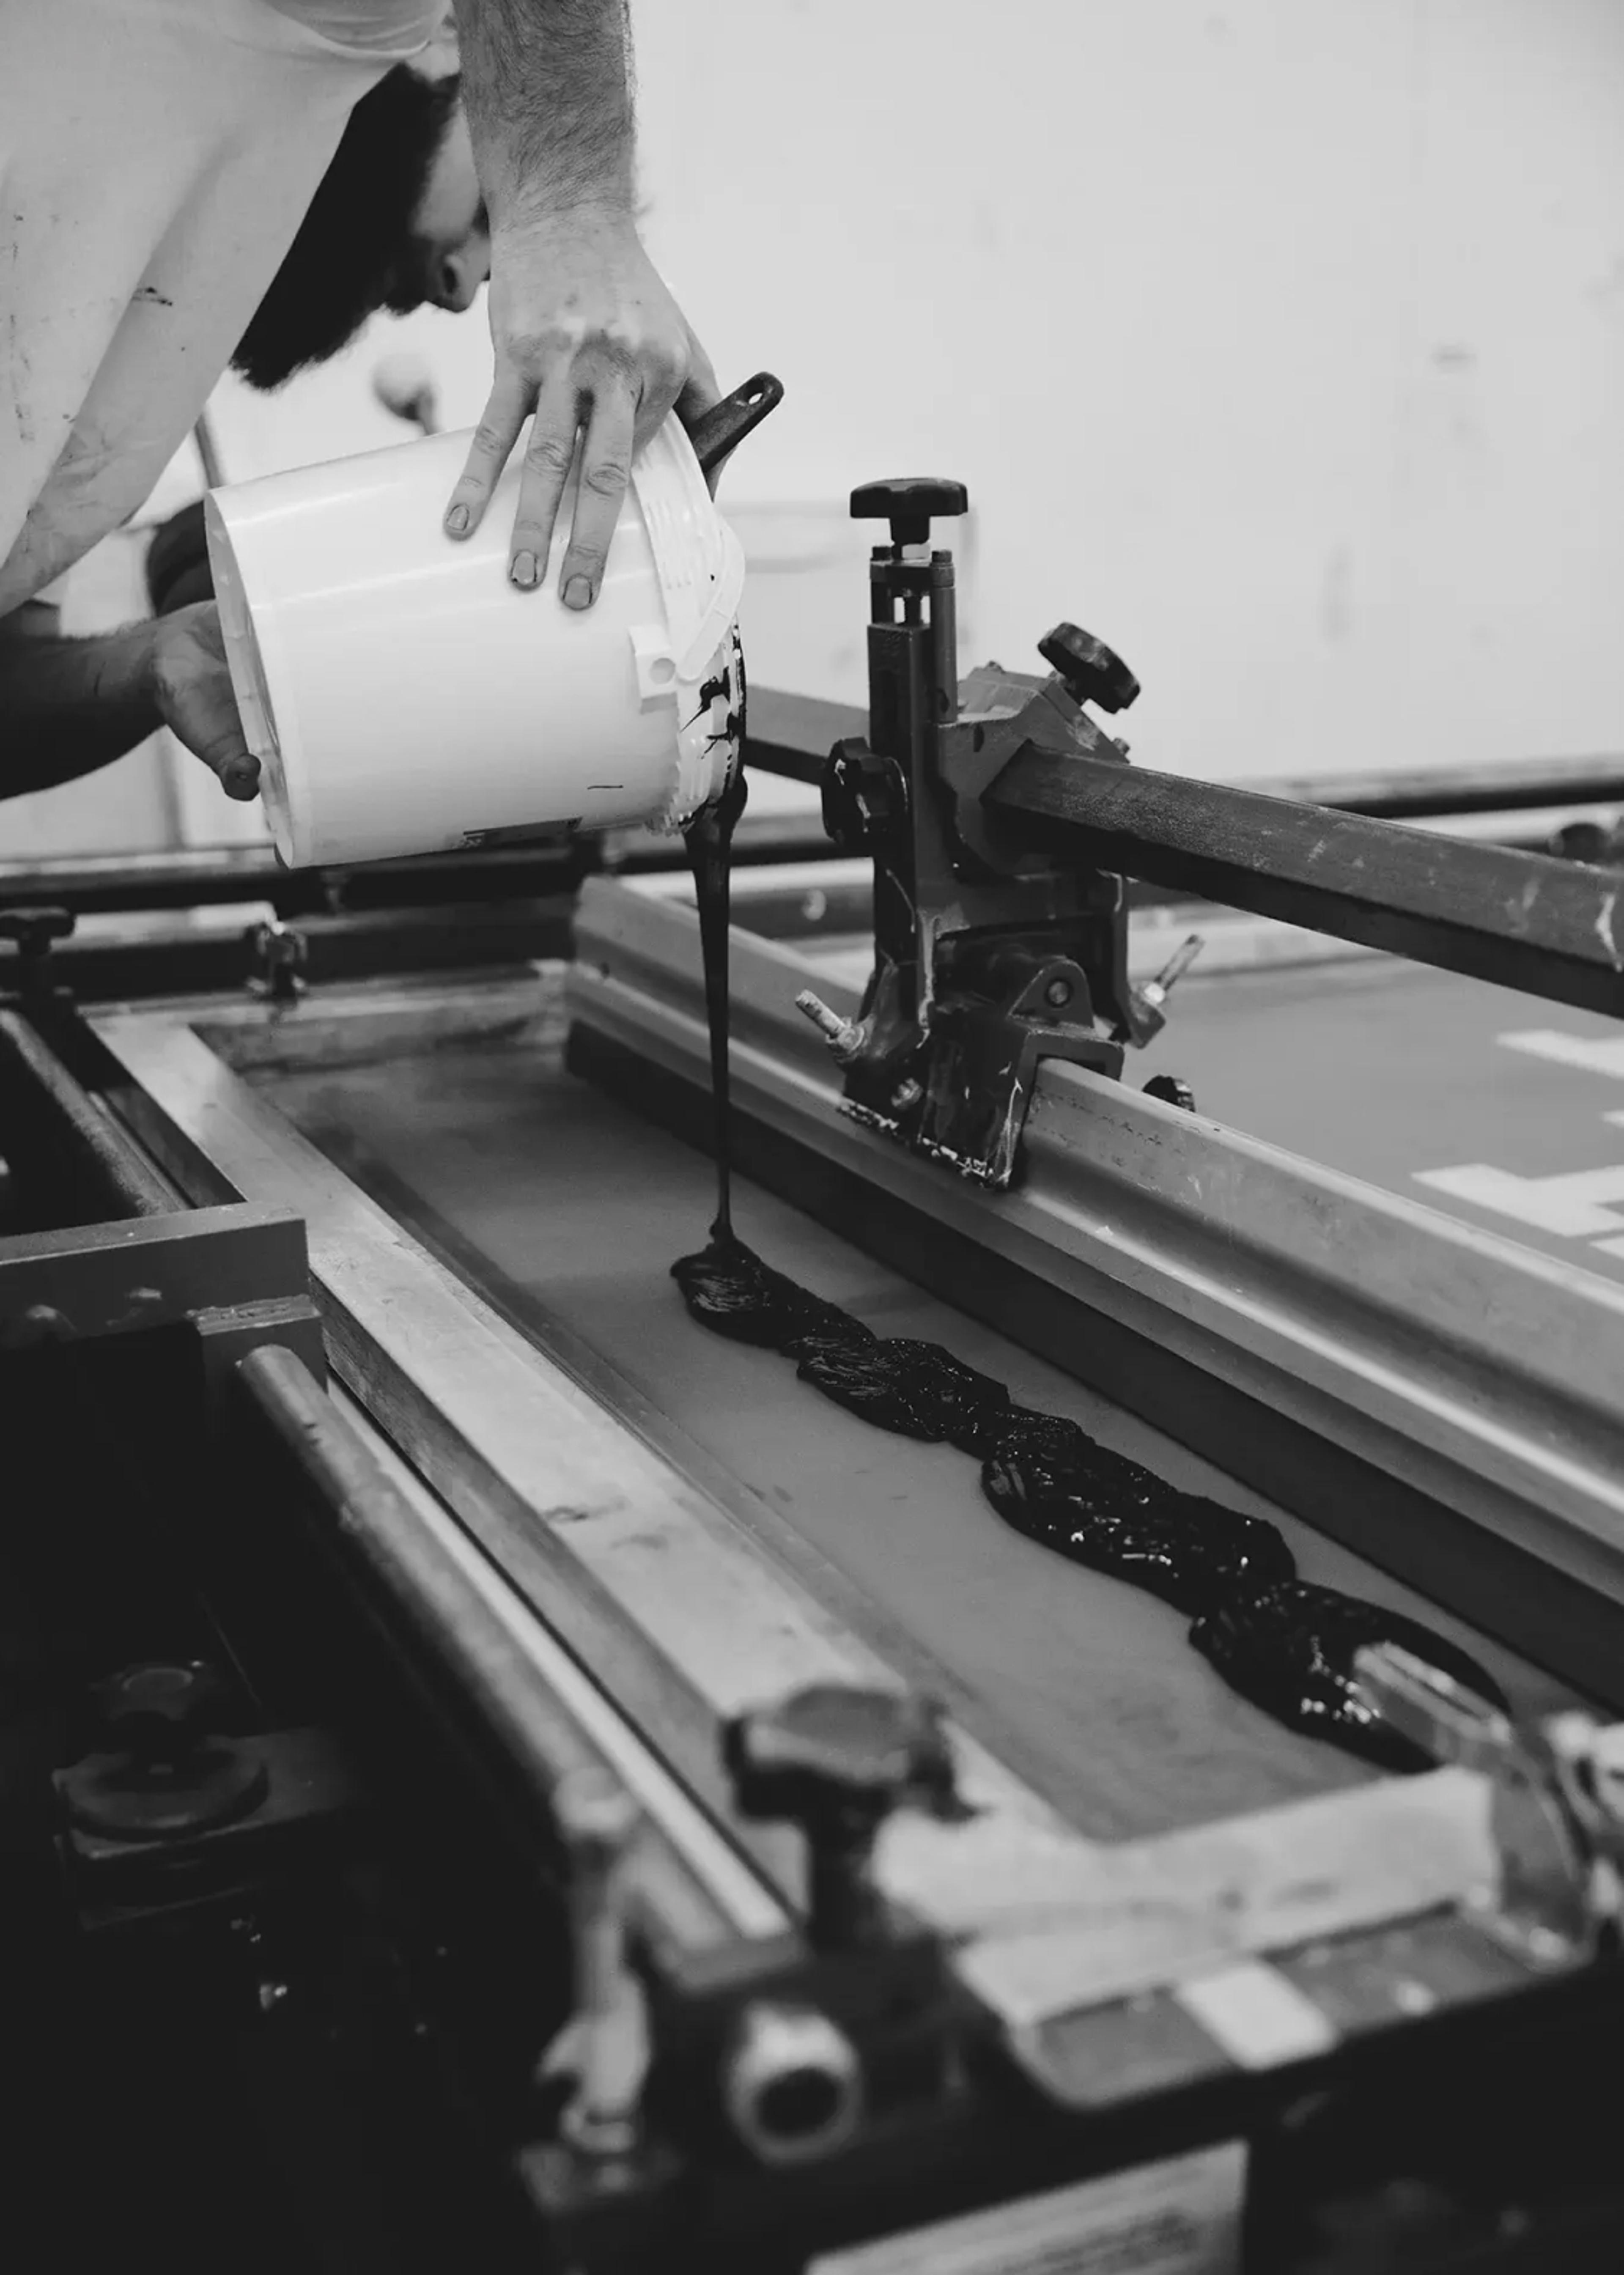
[0,905,75,992]
[1355,1644,1624,1970]
[246,919,307,1004]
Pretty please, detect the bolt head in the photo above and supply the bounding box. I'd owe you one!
[1043,977,1073,1010]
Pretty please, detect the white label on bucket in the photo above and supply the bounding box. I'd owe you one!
[806,2143,1246,2275]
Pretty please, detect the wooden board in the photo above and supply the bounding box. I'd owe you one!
[232,1013,1566,1846]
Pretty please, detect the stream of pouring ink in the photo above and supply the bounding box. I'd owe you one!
[683,672,751,1244]
[675,737,1501,1770]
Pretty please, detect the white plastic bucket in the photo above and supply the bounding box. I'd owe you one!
[204,414,747,868]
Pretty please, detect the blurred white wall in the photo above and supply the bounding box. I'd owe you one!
[9,0,1622,862]
[623,0,1624,784]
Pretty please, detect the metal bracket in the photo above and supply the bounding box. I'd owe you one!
[247,919,307,1005]
[805,485,1198,1188]
[0,1202,327,1394]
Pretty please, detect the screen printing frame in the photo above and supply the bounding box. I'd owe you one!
[80,963,1611,2103]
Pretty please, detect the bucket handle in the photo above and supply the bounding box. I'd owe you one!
[686,373,785,481]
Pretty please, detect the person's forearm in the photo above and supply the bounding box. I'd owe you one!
[0,620,161,799]
[455,0,636,222]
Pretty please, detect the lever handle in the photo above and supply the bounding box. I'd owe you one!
[687,372,785,481]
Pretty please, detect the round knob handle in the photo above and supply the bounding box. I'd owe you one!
[1143,1074,1197,1113]
[724,1685,960,1946]
[1037,624,1140,715]
[725,1685,957,1827]
[0,905,75,958]
[94,1660,221,1764]
[850,478,969,549]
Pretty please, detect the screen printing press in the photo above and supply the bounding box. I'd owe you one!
[5,481,1624,2275]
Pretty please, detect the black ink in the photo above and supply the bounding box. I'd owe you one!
[1190,1581,1507,1772]
[671,1239,1506,1767]
[798,1337,1010,1448]
[982,1450,1296,1616]
[672,1236,861,1353]
[682,635,748,1242]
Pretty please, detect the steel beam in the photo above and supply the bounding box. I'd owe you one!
[745,688,1624,814]
[986,748,1624,1018]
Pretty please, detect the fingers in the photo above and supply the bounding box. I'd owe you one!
[153,604,260,799]
[219,759,261,801]
[450,327,691,599]
[508,368,588,594]
[183,705,258,799]
[444,365,532,542]
[557,377,637,608]
[180,719,258,800]
[630,349,687,457]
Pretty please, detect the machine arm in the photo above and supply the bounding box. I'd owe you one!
[988,747,1624,1019]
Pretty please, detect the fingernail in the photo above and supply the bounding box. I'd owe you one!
[445,504,469,536]
[510,550,538,589]
[563,576,593,611]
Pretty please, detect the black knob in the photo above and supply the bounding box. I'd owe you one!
[0,905,75,960]
[1548,821,1623,869]
[850,479,968,550]
[724,1685,960,1947]
[1144,1074,1197,1113]
[94,1660,222,1766]
[66,1659,268,1841]
[1037,624,1140,716]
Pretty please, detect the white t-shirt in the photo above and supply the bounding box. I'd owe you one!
[0,0,440,618]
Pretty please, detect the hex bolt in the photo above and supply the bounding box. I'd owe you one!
[795,991,867,1066]
[1043,977,1074,1010]
[1141,934,1205,1012]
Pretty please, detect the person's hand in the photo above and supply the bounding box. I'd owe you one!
[443,210,721,605]
[148,602,259,800]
